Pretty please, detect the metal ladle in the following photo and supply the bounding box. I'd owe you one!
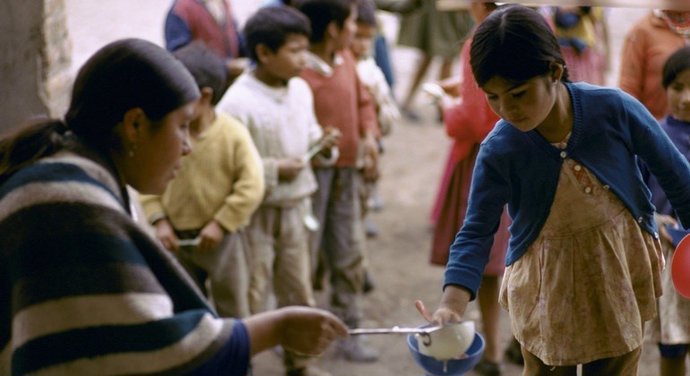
[348,325,442,346]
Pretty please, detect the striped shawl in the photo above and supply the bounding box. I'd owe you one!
[0,151,238,375]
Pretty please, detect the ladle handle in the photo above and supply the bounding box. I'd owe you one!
[347,325,440,335]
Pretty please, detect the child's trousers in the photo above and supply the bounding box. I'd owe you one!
[175,230,250,318]
[246,201,316,313]
[310,167,365,327]
[522,346,642,376]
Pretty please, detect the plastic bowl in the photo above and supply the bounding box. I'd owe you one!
[407,331,485,376]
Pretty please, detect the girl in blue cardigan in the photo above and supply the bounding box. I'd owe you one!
[417,5,690,375]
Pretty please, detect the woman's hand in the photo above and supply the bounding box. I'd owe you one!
[279,307,349,356]
[244,306,348,357]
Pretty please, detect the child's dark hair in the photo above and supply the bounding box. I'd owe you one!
[172,41,229,105]
[470,4,570,87]
[296,0,355,44]
[662,46,690,89]
[244,6,311,63]
[357,0,377,28]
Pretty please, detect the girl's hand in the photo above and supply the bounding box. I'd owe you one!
[438,77,462,98]
[655,213,679,245]
[415,300,462,325]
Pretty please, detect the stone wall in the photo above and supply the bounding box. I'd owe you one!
[0,0,72,133]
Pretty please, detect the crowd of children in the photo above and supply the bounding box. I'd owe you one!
[7,1,690,375]
[154,2,690,376]
[154,1,396,375]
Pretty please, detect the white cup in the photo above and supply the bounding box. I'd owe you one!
[416,321,475,360]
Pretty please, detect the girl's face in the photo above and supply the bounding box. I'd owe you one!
[128,102,195,194]
[482,74,558,133]
[667,69,690,122]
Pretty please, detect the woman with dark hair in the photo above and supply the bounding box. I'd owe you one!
[0,38,346,375]
[417,5,690,375]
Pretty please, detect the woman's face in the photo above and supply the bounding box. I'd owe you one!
[668,68,690,122]
[482,74,557,132]
[127,102,195,194]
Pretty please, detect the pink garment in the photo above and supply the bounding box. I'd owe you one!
[429,37,509,274]
[619,11,687,119]
[430,37,501,224]
[562,46,605,85]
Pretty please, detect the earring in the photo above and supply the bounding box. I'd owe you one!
[128,143,138,157]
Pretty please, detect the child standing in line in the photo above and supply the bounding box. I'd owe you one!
[296,0,381,363]
[417,5,690,375]
[140,41,264,319]
[348,0,398,292]
[643,46,690,376]
[219,7,340,376]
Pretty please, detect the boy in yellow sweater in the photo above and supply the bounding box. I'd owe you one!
[140,41,264,318]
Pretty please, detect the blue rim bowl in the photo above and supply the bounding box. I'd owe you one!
[407,332,485,376]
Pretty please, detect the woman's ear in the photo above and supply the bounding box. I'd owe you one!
[121,108,146,144]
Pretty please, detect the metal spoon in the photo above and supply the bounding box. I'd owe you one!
[347,325,442,346]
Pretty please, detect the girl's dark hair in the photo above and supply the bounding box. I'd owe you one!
[470,4,569,87]
[662,46,690,89]
[173,41,230,105]
[296,0,355,44]
[244,6,311,62]
[0,38,199,185]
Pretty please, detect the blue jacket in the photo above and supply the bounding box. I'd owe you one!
[444,82,690,299]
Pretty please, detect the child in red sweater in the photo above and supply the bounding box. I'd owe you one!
[296,0,380,363]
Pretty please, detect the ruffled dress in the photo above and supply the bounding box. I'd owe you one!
[499,136,664,366]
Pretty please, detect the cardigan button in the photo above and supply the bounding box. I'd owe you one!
[603,185,610,190]
[654,232,659,239]
[559,151,567,158]
[584,186,592,194]
[637,216,643,223]
[574,164,582,171]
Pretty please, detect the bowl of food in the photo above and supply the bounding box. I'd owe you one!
[407,328,484,376]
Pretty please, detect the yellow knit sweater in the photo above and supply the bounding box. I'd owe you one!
[141,112,264,232]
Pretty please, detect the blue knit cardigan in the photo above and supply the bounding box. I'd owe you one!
[444,82,690,299]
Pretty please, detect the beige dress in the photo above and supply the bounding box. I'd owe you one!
[649,239,690,345]
[499,137,664,366]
